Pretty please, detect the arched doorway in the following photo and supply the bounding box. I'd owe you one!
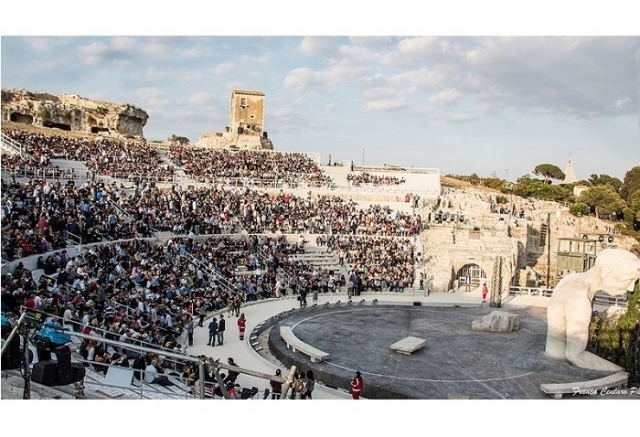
[456,263,486,290]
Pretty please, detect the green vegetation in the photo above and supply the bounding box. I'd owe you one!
[95,106,108,116]
[577,185,626,218]
[446,164,640,247]
[38,107,51,121]
[168,134,190,145]
[533,163,565,184]
[588,282,639,379]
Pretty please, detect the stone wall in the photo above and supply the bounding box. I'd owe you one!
[1,89,148,138]
[195,131,273,150]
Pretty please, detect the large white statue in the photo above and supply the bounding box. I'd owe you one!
[545,248,640,371]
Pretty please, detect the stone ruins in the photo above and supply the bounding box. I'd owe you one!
[196,90,273,150]
[1,89,148,138]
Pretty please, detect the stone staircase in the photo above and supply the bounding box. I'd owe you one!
[288,244,349,293]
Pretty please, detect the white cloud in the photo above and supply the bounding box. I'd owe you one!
[141,41,170,58]
[135,87,170,109]
[23,36,70,51]
[615,96,631,108]
[300,36,331,55]
[177,48,202,58]
[364,97,406,112]
[239,54,270,63]
[430,88,460,106]
[187,91,213,106]
[78,37,137,65]
[362,87,398,100]
[388,68,446,92]
[382,36,440,65]
[284,67,316,92]
[180,70,205,82]
[214,61,236,75]
[136,87,164,100]
[285,59,367,93]
[111,37,136,51]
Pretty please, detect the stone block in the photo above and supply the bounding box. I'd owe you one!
[390,336,427,355]
[471,311,520,332]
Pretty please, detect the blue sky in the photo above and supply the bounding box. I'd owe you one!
[1,2,639,182]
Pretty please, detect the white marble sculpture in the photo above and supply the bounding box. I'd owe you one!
[545,248,640,371]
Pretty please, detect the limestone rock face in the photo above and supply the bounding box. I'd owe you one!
[471,311,520,332]
[1,89,148,138]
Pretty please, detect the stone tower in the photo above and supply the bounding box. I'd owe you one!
[563,156,577,184]
[229,90,265,136]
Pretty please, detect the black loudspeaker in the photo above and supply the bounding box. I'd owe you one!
[32,360,59,386]
[31,345,85,386]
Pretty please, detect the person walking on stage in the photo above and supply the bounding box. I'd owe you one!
[351,371,363,399]
[237,313,247,340]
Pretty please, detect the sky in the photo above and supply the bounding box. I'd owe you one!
[1,2,639,183]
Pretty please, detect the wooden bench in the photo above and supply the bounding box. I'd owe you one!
[540,371,629,399]
[280,326,330,363]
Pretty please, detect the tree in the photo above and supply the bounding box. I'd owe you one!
[588,173,622,192]
[168,134,190,145]
[569,202,590,217]
[533,164,565,184]
[577,185,627,218]
[620,166,640,202]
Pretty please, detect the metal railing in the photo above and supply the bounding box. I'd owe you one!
[1,133,27,157]
[1,166,77,180]
[65,230,83,246]
[178,250,238,296]
[508,286,629,306]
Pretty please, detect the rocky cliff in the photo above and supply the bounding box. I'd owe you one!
[1,89,148,138]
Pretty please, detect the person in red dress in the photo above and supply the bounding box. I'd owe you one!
[237,313,246,340]
[482,283,489,301]
[351,371,363,399]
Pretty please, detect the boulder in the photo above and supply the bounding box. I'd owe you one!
[471,311,520,332]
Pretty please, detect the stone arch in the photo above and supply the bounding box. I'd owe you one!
[455,263,487,289]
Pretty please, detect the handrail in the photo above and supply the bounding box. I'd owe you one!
[508,286,628,306]
[1,132,27,158]
[178,250,239,296]
[65,230,83,246]
[50,309,188,356]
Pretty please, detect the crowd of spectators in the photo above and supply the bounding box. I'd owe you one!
[1,177,153,262]
[328,236,415,292]
[1,152,74,179]
[128,185,421,237]
[347,172,406,186]
[1,172,421,265]
[0,128,432,398]
[168,146,333,187]
[3,129,169,181]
